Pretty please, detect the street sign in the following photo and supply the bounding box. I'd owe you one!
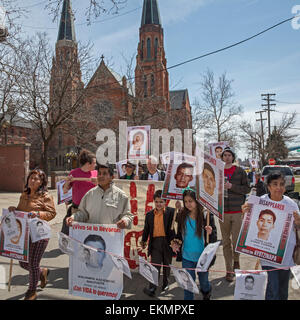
[269,158,276,165]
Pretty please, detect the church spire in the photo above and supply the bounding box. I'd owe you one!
[141,0,161,26]
[57,0,76,42]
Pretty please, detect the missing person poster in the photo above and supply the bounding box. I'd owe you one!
[58,232,74,255]
[127,125,151,160]
[29,218,51,243]
[208,141,229,160]
[69,222,124,300]
[170,266,199,294]
[138,256,159,286]
[57,180,72,205]
[236,195,294,264]
[197,152,225,221]
[234,270,267,300]
[0,209,29,262]
[196,241,221,272]
[249,158,259,169]
[162,152,196,200]
[110,255,132,279]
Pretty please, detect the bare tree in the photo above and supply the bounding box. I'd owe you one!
[239,111,297,165]
[18,32,95,174]
[193,69,243,147]
[46,0,128,24]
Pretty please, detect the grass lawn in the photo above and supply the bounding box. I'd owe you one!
[295,181,300,193]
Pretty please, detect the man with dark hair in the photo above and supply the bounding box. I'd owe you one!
[66,163,133,229]
[174,163,194,189]
[220,146,251,282]
[215,146,223,159]
[245,275,255,291]
[141,189,175,297]
[202,162,216,197]
[256,209,276,241]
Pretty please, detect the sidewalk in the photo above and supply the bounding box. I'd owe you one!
[0,191,299,300]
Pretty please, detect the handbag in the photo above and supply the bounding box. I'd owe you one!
[293,227,300,265]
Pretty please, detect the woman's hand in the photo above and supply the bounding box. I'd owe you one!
[293,211,300,227]
[205,225,212,235]
[170,239,182,253]
[8,206,17,212]
[175,200,182,211]
[66,216,74,226]
[241,202,251,218]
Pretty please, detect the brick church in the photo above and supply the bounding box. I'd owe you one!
[48,0,192,171]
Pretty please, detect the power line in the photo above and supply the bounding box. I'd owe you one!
[4,14,300,95]
[275,99,300,105]
[261,93,276,138]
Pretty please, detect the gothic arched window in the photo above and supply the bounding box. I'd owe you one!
[147,38,151,59]
[151,74,155,95]
[141,40,144,60]
[154,38,158,59]
[143,75,148,98]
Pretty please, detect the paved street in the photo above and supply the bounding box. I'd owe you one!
[0,190,299,300]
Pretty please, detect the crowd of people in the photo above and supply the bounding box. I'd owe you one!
[3,147,300,301]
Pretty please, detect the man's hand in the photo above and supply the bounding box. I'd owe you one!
[66,216,74,226]
[8,206,16,212]
[224,181,232,190]
[140,241,147,249]
[293,211,300,227]
[116,219,128,229]
[241,202,251,218]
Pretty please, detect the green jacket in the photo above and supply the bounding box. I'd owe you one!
[224,166,251,213]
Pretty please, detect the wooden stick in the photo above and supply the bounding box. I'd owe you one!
[71,178,93,182]
[254,258,260,270]
[206,210,210,244]
[8,259,13,292]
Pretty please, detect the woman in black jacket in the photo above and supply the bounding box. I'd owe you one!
[171,189,217,300]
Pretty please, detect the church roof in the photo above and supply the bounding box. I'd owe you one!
[141,0,162,26]
[57,0,76,42]
[170,90,189,110]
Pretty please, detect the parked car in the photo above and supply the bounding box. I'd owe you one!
[261,165,295,193]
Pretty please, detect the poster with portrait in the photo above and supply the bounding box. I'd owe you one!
[116,159,128,178]
[69,222,124,300]
[291,265,300,287]
[29,218,51,243]
[234,270,267,300]
[58,232,75,255]
[208,141,229,160]
[249,158,259,169]
[138,256,159,286]
[162,152,196,200]
[197,151,225,221]
[170,266,199,294]
[0,209,29,262]
[0,211,19,239]
[110,255,132,279]
[57,180,72,205]
[236,195,294,264]
[196,241,221,272]
[127,125,151,160]
[160,152,171,170]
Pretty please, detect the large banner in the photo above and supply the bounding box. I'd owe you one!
[69,222,124,300]
[236,195,294,264]
[197,152,225,221]
[0,209,29,262]
[114,179,176,270]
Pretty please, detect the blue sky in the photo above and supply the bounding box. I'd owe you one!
[13,0,300,158]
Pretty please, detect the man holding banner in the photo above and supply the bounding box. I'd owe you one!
[66,163,133,228]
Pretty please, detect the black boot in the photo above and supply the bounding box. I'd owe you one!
[201,289,211,300]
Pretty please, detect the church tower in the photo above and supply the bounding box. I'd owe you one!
[135,0,170,118]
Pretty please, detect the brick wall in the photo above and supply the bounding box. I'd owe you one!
[0,144,30,192]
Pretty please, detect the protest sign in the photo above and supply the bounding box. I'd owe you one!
[57,180,72,205]
[58,232,74,255]
[110,255,132,279]
[162,152,196,200]
[127,125,150,160]
[236,195,294,264]
[138,256,159,286]
[29,218,51,243]
[196,241,221,272]
[234,270,267,300]
[291,265,300,287]
[116,159,128,178]
[0,209,29,262]
[170,266,199,294]
[208,141,229,160]
[249,158,259,169]
[197,151,225,221]
[1,211,19,239]
[69,222,124,300]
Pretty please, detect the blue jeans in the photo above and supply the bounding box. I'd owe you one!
[262,266,290,300]
[182,258,211,300]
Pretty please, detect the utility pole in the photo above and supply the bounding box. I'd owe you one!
[255,110,267,150]
[261,93,276,139]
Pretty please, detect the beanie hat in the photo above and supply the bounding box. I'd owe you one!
[221,146,236,162]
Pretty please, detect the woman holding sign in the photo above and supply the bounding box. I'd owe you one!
[61,149,98,235]
[243,172,300,300]
[171,189,217,300]
[8,169,56,300]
